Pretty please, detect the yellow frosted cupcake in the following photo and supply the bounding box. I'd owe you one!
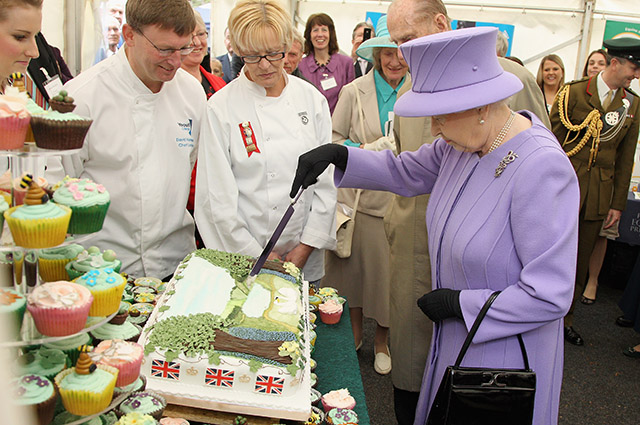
[5,176,71,249]
[73,268,126,316]
[55,348,118,416]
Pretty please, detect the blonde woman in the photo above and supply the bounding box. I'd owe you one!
[536,54,565,113]
[195,0,336,283]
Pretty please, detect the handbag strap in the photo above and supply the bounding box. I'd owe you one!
[454,291,530,370]
[351,82,366,211]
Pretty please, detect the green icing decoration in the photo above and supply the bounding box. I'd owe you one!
[165,350,178,363]
[193,249,251,282]
[208,352,221,365]
[166,290,175,296]
[248,359,262,373]
[158,305,170,312]
[286,364,299,375]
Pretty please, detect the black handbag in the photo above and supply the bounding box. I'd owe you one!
[426,291,536,425]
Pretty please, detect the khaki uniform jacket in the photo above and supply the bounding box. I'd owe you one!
[332,71,396,217]
[385,61,552,392]
[550,76,640,220]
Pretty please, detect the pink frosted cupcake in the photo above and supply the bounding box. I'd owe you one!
[318,299,343,325]
[27,281,93,337]
[0,86,30,149]
[321,388,356,412]
[90,339,143,387]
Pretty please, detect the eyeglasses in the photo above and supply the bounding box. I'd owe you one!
[240,52,286,64]
[194,31,208,40]
[136,29,194,57]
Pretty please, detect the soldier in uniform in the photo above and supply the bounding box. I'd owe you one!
[550,37,640,346]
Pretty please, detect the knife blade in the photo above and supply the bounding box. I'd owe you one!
[249,188,305,277]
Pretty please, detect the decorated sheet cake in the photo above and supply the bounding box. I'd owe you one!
[138,249,311,420]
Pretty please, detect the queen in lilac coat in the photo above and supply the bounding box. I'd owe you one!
[334,110,579,424]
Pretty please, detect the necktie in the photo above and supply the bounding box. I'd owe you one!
[602,90,613,110]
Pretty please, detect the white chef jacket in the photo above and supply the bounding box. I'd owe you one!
[195,69,336,281]
[46,48,206,278]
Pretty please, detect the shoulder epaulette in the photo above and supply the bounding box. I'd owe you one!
[565,76,590,86]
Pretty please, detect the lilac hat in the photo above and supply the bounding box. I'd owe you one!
[394,26,523,117]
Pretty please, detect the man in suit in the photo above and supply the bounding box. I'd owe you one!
[385,0,551,423]
[550,38,640,347]
[351,22,374,78]
[216,27,234,83]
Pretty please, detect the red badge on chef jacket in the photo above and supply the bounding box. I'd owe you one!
[239,121,260,157]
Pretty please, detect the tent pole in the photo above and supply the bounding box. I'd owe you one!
[575,0,595,80]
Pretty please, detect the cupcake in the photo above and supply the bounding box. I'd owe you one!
[133,277,163,291]
[113,374,146,399]
[31,109,92,150]
[73,268,126,316]
[27,281,93,337]
[318,299,343,325]
[12,374,57,425]
[52,177,110,234]
[308,294,322,311]
[310,388,321,406]
[321,389,356,412]
[0,194,8,229]
[0,86,30,149]
[117,391,166,420]
[55,349,119,416]
[111,301,131,325]
[101,411,119,425]
[43,333,92,366]
[66,246,121,280]
[305,406,324,425]
[4,177,72,249]
[134,291,156,304]
[0,287,26,336]
[117,412,158,424]
[90,339,143,387]
[52,411,103,425]
[38,243,84,282]
[126,303,154,326]
[48,90,76,114]
[326,408,359,424]
[16,347,69,380]
[91,321,142,345]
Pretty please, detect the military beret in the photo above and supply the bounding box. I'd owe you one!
[603,37,640,66]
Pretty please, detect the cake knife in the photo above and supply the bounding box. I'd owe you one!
[249,188,305,277]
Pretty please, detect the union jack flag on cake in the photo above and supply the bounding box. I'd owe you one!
[205,368,235,388]
[151,359,180,380]
[254,375,284,395]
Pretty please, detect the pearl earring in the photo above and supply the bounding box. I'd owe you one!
[479,119,485,124]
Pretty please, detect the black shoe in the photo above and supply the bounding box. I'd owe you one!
[616,316,634,328]
[623,346,640,358]
[564,326,584,346]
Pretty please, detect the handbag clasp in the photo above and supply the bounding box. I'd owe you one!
[481,372,507,387]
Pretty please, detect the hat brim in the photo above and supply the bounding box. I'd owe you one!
[356,36,397,62]
[394,70,524,117]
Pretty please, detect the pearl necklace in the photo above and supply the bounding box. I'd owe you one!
[486,111,516,154]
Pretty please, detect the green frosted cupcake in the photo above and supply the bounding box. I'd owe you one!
[65,246,121,280]
[73,267,126,316]
[52,177,110,234]
[13,374,57,425]
[15,347,69,380]
[43,332,92,366]
[117,391,166,420]
[52,411,103,425]
[38,243,84,282]
[0,287,26,337]
[117,412,158,424]
[90,321,142,344]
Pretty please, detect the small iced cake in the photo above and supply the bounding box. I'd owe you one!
[52,177,110,234]
[26,281,93,337]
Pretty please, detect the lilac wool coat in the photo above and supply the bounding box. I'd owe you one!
[336,112,579,425]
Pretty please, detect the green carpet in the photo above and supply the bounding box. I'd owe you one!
[313,301,370,425]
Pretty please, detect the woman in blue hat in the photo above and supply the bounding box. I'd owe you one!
[291,26,579,425]
[324,15,408,376]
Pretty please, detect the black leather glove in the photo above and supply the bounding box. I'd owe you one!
[417,289,463,322]
[290,144,348,197]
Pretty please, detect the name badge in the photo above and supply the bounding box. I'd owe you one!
[43,75,64,100]
[320,76,337,91]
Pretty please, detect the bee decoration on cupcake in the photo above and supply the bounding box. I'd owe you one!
[10,72,26,92]
[76,345,97,373]
[20,174,49,204]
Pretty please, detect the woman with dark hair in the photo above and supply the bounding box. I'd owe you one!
[298,13,354,113]
[582,49,609,78]
[536,54,565,114]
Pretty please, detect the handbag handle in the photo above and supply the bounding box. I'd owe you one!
[454,291,530,370]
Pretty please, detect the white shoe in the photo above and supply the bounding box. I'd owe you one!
[374,347,392,375]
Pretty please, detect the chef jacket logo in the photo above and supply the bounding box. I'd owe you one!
[178,119,193,136]
[298,111,309,125]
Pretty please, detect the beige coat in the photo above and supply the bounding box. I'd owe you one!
[385,61,552,392]
[331,71,397,216]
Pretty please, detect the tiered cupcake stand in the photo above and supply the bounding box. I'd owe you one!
[0,146,134,425]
